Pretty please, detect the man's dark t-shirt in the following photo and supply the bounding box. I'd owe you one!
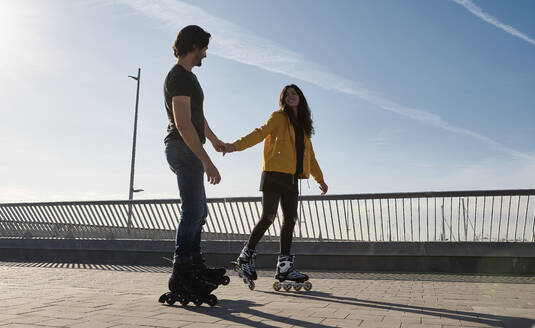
[163,64,205,144]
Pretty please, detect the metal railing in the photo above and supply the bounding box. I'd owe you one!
[1,189,534,242]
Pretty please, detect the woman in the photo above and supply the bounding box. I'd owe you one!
[223,84,328,286]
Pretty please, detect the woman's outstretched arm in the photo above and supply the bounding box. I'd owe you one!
[223,112,281,155]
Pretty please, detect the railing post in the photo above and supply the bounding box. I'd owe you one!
[127,203,133,235]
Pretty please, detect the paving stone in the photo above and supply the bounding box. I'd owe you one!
[359,320,402,328]
[0,263,534,328]
[401,324,441,328]
[34,318,86,327]
[307,309,351,319]
[69,321,117,328]
[1,316,53,325]
[321,318,362,327]
[181,324,230,328]
[0,315,18,323]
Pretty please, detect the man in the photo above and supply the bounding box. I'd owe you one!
[164,25,226,295]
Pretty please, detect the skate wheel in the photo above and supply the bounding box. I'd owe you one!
[207,294,218,307]
[303,281,312,291]
[293,283,302,291]
[272,281,281,291]
[193,297,203,306]
[179,296,189,306]
[248,280,255,291]
[282,283,292,291]
[221,275,230,285]
[158,292,169,303]
[166,297,176,305]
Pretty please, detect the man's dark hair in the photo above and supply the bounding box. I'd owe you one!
[173,25,211,58]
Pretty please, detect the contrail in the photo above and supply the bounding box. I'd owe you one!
[117,0,533,161]
[452,0,535,47]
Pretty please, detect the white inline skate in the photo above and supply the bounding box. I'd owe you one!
[232,246,257,290]
[273,255,312,292]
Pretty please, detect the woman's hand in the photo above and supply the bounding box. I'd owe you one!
[222,143,235,156]
[319,181,328,195]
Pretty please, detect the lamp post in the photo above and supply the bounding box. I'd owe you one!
[127,68,142,233]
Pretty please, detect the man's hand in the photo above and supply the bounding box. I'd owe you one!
[222,143,235,156]
[211,139,226,153]
[203,160,221,185]
[319,181,328,195]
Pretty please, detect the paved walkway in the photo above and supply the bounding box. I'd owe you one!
[1,262,534,328]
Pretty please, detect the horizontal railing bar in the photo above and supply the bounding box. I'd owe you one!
[2,189,535,207]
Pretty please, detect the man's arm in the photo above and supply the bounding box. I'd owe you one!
[204,118,225,152]
[173,96,220,184]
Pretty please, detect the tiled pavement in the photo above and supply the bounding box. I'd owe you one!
[1,262,534,328]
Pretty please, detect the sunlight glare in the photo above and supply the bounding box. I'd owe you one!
[0,1,16,44]
[0,0,53,75]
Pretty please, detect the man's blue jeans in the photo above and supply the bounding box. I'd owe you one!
[165,138,208,261]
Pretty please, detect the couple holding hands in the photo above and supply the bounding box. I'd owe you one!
[164,25,328,294]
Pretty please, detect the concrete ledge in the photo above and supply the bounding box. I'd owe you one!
[1,239,534,256]
[1,239,534,274]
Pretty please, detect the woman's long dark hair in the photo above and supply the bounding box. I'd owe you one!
[279,84,314,137]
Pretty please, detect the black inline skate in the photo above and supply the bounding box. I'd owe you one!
[158,259,219,306]
[272,255,312,292]
[232,246,257,290]
[192,253,230,286]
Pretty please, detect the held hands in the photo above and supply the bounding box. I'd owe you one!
[221,143,235,156]
[212,140,235,156]
[319,181,328,195]
[211,139,227,153]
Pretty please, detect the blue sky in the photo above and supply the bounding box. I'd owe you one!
[1,0,534,202]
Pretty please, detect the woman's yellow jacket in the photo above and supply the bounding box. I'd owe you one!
[232,109,324,183]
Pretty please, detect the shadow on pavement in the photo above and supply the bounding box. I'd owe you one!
[2,262,535,284]
[257,290,535,328]
[165,299,333,328]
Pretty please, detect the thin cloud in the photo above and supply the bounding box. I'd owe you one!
[452,0,535,47]
[117,0,533,161]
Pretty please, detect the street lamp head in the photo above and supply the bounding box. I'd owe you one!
[128,75,139,80]
[133,189,144,193]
